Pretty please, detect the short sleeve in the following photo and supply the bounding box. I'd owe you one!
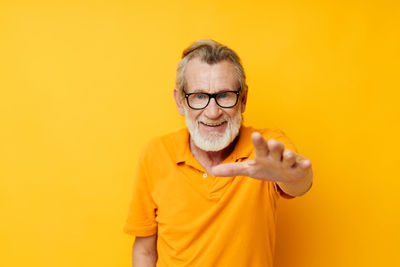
[123,145,158,236]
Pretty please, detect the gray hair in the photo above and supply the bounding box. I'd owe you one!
[175,39,246,95]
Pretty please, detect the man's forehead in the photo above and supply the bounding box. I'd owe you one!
[185,58,238,91]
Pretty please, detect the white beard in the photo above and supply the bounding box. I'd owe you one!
[185,108,242,152]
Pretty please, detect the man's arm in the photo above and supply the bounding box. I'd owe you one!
[212,132,313,197]
[132,234,158,267]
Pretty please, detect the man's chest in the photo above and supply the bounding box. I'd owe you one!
[150,166,278,225]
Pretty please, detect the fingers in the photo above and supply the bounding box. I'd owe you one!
[251,132,269,157]
[299,159,312,170]
[267,139,285,161]
[252,132,285,162]
[282,149,296,169]
[283,150,312,180]
[211,162,250,177]
[289,156,312,179]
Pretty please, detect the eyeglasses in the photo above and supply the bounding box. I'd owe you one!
[183,89,241,110]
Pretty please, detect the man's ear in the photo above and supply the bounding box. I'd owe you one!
[174,88,185,116]
[240,85,248,113]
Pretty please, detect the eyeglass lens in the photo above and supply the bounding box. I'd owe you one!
[188,92,238,109]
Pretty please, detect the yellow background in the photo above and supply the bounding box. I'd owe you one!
[1,0,399,266]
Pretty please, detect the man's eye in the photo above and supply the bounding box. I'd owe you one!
[218,92,228,98]
[195,94,206,100]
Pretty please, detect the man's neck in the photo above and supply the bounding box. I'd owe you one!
[189,136,238,174]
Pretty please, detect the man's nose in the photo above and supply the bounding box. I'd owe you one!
[203,98,222,119]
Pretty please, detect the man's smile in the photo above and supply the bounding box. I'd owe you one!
[199,121,226,127]
[199,121,228,135]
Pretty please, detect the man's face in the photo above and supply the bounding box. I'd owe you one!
[174,58,247,152]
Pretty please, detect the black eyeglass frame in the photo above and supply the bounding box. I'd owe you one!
[183,88,241,110]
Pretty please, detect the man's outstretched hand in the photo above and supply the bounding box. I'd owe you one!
[211,132,313,184]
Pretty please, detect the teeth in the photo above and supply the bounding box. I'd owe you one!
[202,122,224,126]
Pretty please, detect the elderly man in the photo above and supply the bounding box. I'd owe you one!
[124,40,313,267]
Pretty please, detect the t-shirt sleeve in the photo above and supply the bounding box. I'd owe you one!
[123,145,158,236]
[262,128,298,199]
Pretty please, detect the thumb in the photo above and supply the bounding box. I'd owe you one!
[212,162,249,177]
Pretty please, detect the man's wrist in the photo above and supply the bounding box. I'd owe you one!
[277,170,313,197]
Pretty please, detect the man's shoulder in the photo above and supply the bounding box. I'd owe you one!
[139,128,188,160]
[240,125,288,139]
[240,125,296,151]
[146,128,187,148]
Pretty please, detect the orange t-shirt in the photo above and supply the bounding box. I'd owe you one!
[124,125,297,267]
